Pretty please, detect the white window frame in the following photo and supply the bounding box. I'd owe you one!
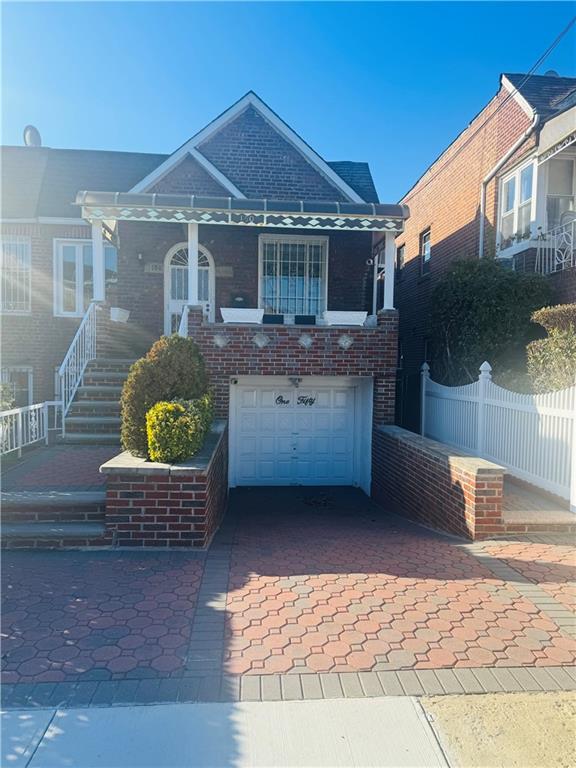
[497,158,537,256]
[1,236,32,314]
[544,154,576,231]
[53,238,116,317]
[258,234,329,317]
[1,366,33,407]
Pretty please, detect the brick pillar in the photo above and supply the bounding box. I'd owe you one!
[187,306,205,335]
[374,309,398,425]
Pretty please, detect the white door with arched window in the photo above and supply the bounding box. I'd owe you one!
[164,243,215,334]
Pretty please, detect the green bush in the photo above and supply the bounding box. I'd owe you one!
[431,259,551,384]
[120,335,209,457]
[146,393,214,464]
[0,384,14,411]
[527,304,576,393]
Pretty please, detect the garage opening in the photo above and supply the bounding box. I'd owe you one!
[229,376,373,492]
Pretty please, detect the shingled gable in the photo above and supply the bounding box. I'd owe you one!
[130,91,366,203]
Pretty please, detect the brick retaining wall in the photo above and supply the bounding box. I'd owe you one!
[371,425,505,540]
[100,422,228,548]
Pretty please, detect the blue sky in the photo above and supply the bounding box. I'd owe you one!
[2,2,575,201]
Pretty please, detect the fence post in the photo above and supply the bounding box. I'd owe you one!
[420,362,430,436]
[16,410,22,458]
[570,376,576,512]
[477,361,492,457]
[44,403,49,446]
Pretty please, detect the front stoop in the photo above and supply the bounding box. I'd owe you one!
[61,359,135,445]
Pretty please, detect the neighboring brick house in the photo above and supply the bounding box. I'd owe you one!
[1,91,406,494]
[380,72,576,432]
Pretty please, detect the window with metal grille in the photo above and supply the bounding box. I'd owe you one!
[1,237,31,313]
[1,366,33,407]
[259,235,328,315]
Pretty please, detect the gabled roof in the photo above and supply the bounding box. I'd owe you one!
[1,146,166,219]
[130,91,367,203]
[327,161,379,203]
[502,72,576,120]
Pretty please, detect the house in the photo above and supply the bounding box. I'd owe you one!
[1,91,406,492]
[383,71,576,432]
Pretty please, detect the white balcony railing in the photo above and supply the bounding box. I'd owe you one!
[0,401,62,456]
[58,301,99,416]
[535,220,576,275]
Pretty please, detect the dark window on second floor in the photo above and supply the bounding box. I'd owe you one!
[420,229,431,275]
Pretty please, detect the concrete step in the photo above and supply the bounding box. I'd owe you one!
[1,521,110,549]
[83,371,128,383]
[76,385,123,400]
[1,491,106,523]
[59,433,121,445]
[65,416,120,425]
[68,401,120,418]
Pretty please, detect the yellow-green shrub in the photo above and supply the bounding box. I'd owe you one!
[146,394,214,464]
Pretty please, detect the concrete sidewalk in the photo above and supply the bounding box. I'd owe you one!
[2,697,447,768]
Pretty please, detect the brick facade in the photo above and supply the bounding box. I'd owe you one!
[102,423,228,548]
[391,85,544,431]
[371,425,505,540]
[186,307,398,424]
[198,105,349,201]
[1,222,92,403]
[111,223,374,339]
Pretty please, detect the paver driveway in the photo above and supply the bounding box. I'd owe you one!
[2,487,575,693]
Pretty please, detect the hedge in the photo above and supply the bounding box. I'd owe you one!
[527,303,576,393]
[146,393,214,464]
[120,335,209,457]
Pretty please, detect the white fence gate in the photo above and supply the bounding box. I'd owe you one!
[421,362,576,511]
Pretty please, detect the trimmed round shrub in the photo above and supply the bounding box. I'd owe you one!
[120,335,209,457]
[146,393,214,464]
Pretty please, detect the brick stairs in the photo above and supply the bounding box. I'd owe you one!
[61,359,134,445]
[1,491,113,549]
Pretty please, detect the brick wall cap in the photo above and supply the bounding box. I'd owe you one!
[376,424,505,475]
[100,420,227,476]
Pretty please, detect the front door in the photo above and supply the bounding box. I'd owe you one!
[164,244,214,334]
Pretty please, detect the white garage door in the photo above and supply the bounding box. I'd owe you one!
[231,380,356,486]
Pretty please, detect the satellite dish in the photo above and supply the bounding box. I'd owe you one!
[23,125,42,147]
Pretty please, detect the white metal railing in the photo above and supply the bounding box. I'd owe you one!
[58,301,99,416]
[177,305,190,337]
[421,361,576,510]
[0,401,62,456]
[535,219,576,275]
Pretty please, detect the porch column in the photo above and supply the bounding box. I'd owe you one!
[382,231,396,310]
[91,220,105,302]
[187,222,199,306]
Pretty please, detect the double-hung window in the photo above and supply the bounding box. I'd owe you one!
[54,239,117,316]
[1,236,31,314]
[420,229,431,274]
[259,235,328,316]
[546,157,575,230]
[498,161,534,252]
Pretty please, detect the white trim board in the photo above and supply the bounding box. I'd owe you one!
[501,75,535,118]
[130,92,364,203]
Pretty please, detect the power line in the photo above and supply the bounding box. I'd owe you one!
[402,15,576,201]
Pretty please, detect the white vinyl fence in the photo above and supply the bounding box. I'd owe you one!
[0,401,62,457]
[421,362,576,511]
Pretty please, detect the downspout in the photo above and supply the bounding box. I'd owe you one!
[478,111,540,258]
